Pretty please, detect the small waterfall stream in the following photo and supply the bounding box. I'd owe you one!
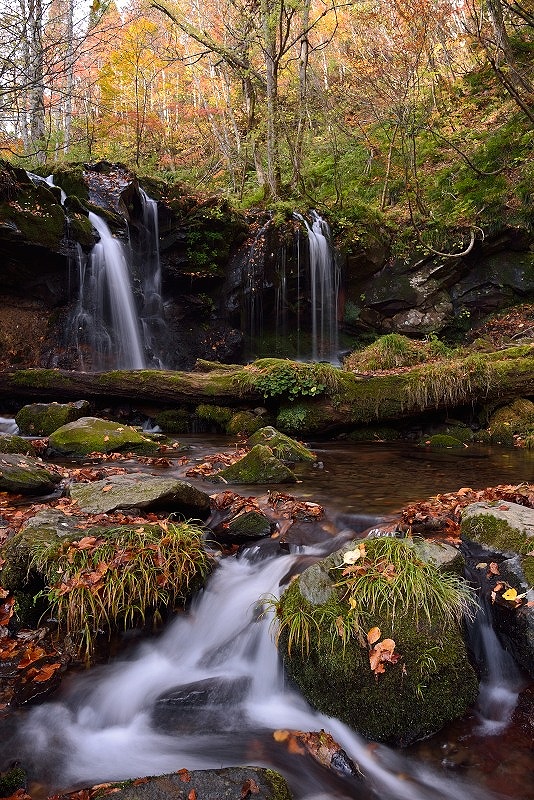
[17,543,511,800]
[294,212,340,362]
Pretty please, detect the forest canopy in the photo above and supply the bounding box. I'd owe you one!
[0,0,532,242]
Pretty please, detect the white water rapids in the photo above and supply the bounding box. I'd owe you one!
[16,541,508,800]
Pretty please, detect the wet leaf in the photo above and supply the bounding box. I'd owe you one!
[342,548,362,565]
[502,587,518,601]
[241,778,260,797]
[188,790,197,800]
[177,768,191,782]
[367,626,381,645]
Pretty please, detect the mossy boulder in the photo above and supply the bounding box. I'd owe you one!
[461,501,534,676]
[224,510,272,541]
[277,537,478,745]
[247,426,316,462]
[0,435,36,455]
[489,398,534,433]
[209,445,297,485]
[154,408,191,433]
[48,417,160,456]
[226,411,264,436]
[194,404,233,432]
[69,474,211,517]
[0,508,84,591]
[0,453,61,495]
[427,434,464,448]
[16,400,90,436]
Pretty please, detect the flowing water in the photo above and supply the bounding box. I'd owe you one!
[12,543,512,800]
[295,212,340,362]
[4,440,532,799]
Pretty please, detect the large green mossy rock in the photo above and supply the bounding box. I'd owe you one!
[488,398,534,434]
[48,417,160,456]
[247,426,316,462]
[209,444,297,485]
[461,501,534,676]
[0,453,61,494]
[16,400,90,436]
[69,474,211,516]
[277,538,478,745]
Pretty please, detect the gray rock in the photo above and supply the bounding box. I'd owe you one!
[69,474,211,516]
[461,501,534,556]
[66,767,292,800]
[16,400,90,436]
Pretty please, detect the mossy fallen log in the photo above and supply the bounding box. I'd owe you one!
[0,346,532,434]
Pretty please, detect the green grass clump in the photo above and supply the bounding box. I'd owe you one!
[406,354,494,410]
[31,521,212,659]
[344,334,450,373]
[268,537,476,656]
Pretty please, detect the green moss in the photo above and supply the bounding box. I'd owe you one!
[10,369,72,389]
[247,426,316,461]
[263,769,293,800]
[347,426,403,442]
[226,411,264,436]
[155,408,191,434]
[278,579,477,745]
[210,444,297,484]
[48,417,160,456]
[195,403,233,431]
[428,434,464,448]
[16,401,89,436]
[0,182,65,250]
[461,512,533,556]
[0,435,36,455]
[489,423,515,446]
[52,165,89,199]
[0,766,27,796]
[68,213,95,248]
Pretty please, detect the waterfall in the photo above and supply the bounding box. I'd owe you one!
[137,189,166,368]
[18,544,503,800]
[81,212,146,370]
[295,212,340,362]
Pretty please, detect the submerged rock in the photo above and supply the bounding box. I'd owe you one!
[48,416,160,456]
[16,400,90,436]
[0,453,61,494]
[209,444,297,485]
[69,474,211,516]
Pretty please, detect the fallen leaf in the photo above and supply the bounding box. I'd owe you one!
[502,588,518,601]
[342,548,362,565]
[241,778,260,798]
[177,768,191,782]
[188,790,197,800]
[102,485,113,492]
[488,562,500,575]
[367,626,381,645]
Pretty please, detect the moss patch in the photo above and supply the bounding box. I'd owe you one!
[210,444,297,484]
[48,417,160,456]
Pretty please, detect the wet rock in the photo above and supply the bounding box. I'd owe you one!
[278,536,478,745]
[216,510,272,543]
[53,767,292,800]
[0,453,61,494]
[461,501,534,676]
[247,427,316,462]
[0,435,36,456]
[16,400,90,436]
[209,445,297,485]
[69,474,211,516]
[48,416,160,456]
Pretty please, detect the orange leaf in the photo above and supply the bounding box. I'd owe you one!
[367,626,381,645]
[241,778,260,797]
[488,562,500,575]
[188,790,197,800]
[102,485,113,492]
[177,769,191,782]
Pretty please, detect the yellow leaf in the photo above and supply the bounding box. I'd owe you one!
[502,588,518,601]
[342,548,361,565]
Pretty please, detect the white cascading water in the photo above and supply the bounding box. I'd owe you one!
[19,544,505,800]
[295,212,340,363]
[84,212,146,370]
[137,189,166,368]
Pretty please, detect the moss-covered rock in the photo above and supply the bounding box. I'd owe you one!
[209,444,297,484]
[69,474,211,517]
[0,453,61,495]
[154,408,191,433]
[489,398,534,433]
[461,501,534,676]
[16,400,90,436]
[0,435,36,455]
[195,404,233,432]
[277,537,478,745]
[247,426,316,462]
[48,417,160,456]
[226,411,264,436]
[427,434,464,448]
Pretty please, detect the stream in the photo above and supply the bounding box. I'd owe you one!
[2,435,534,799]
